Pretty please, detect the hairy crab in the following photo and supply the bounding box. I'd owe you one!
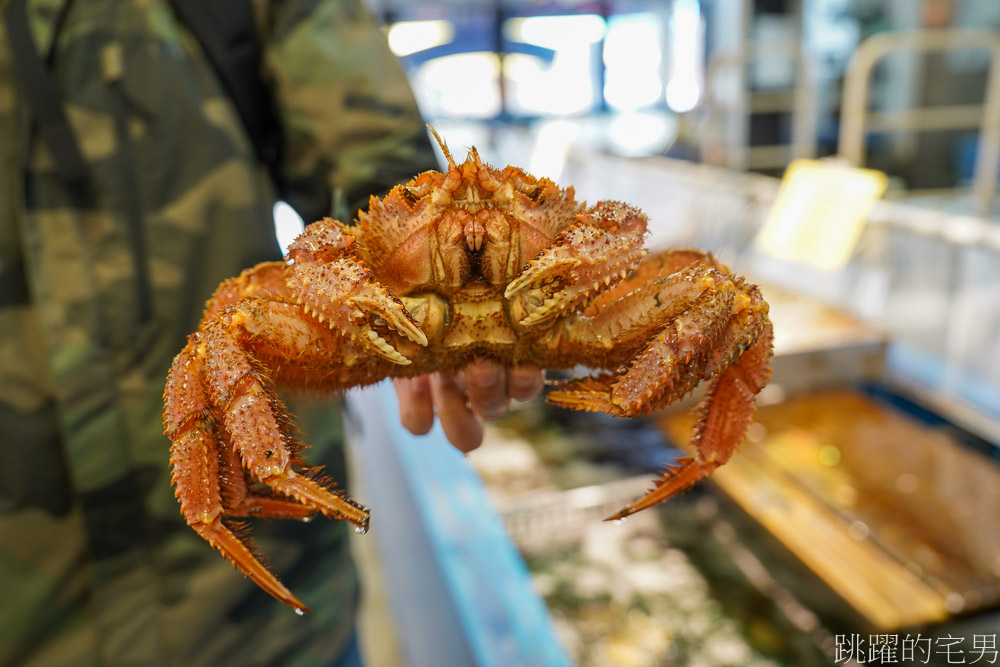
[163,128,773,612]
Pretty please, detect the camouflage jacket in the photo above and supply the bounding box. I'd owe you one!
[0,1,436,665]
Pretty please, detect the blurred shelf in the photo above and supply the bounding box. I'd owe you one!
[657,388,1000,632]
[765,285,888,397]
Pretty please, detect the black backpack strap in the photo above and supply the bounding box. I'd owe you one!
[5,0,89,191]
[169,0,285,187]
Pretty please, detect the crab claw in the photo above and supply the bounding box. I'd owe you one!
[525,293,589,327]
[504,257,578,299]
[505,201,649,326]
[288,256,427,365]
[347,287,428,365]
[504,256,582,326]
[349,290,428,347]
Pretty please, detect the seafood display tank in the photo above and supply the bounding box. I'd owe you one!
[344,138,1000,666]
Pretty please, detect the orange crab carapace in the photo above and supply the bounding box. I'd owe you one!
[163,128,773,612]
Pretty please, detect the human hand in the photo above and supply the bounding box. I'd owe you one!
[393,360,545,452]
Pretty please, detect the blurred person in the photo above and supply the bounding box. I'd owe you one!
[0,1,540,665]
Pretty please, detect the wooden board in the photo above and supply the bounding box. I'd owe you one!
[658,389,1000,631]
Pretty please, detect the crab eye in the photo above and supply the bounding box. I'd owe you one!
[401,188,419,204]
[524,187,543,204]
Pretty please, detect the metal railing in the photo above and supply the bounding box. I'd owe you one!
[839,29,1000,217]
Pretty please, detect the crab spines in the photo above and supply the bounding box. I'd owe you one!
[293,285,414,366]
[691,319,773,464]
[286,217,356,263]
[605,320,773,521]
[194,518,311,613]
[165,341,313,612]
[579,261,725,339]
[285,219,427,364]
[605,457,719,522]
[163,342,212,441]
[576,200,649,235]
[426,123,492,177]
[274,474,370,530]
[505,201,649,326]
[427,123,457,170]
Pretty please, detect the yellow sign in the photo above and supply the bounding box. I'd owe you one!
[755,159,888,270]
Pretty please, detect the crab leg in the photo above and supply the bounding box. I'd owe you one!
[216,432,317,521]
[165,315,372,611]
[164,343,311,611]
[580,248,721,318]
[605,320,773,520]
[571,282,766,416]
[196,319,369,529]
[545,255,755,412]
[541,249,772,518]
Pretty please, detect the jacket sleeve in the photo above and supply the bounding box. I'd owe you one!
[260,0,440,223]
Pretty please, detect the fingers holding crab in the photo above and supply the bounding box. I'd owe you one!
[393,361,545,452]
[393,371,487,451]
[460,359,545,419]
